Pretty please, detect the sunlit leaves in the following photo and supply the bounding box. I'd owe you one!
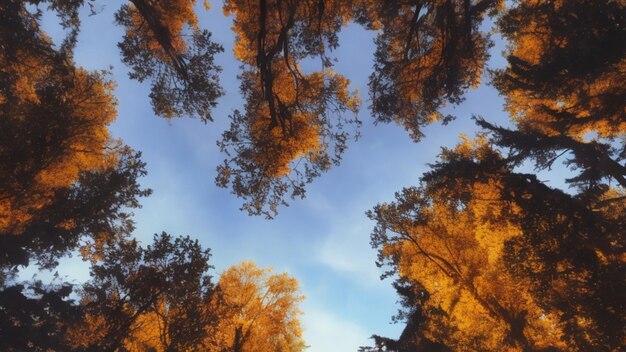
[0,54,117,233]
[67,241,306,352]
[206,261,305,352]
[357,0,502,141]
[366,1,625,348]
[116,0,223,121]
[491,0,626,196]
[218,0,360,217]
[494,0,626,139]
[370,129,626,350]
[369,140,571,351]
[0,0,134,252]
[218,67,359,218]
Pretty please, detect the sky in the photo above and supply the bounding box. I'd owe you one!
[33,2,518,350]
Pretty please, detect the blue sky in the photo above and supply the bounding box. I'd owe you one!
[35,2,519,350]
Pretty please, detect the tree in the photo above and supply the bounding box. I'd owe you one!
[217,0,361,218]
[205,261,305,352]
[0,0,120,235]
[0,4,161,349]
[367,1,625,350]
[355,0,503,141]
[2,2,311,351]
[2,0,515,217]
[0,146,151,351]
[115,0,224,121]
[216,0,505,216]
[69,258,306,352]
[369,138,571,351]
[69,232,214,351]
[3,0,624,350]
[489,0,626,193]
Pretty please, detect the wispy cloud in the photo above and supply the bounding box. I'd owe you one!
[302,304,371,352]
[316,216,383,288]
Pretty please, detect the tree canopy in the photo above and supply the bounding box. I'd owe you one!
[366,1,625,350]
[1,2,305,350]
[206,261,305,352]
[1,0,624,350]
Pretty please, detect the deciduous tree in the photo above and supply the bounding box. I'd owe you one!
[116,0,224,121]
[205,261,305,352]
[367,1,625,349]
[1,0,119,234]
[217,0,360,217]
[369,139,570,351]
[355,0,503,141]
[70,232,214,351]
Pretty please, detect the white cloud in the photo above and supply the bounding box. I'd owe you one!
[302,305,371,352]
[316,215,386,289]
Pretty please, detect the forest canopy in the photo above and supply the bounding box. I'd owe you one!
[1,0,624,351]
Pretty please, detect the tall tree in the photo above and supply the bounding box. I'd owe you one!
[1,4,149,350]
[0,0,149,286]
[217,0,360,218]
[477,1,626,348]
[116,0,224,121]
[369,138,570,351]
[490,0,626,193]
[0,0,120,235]
[4,0,510,218]
[69,232,215,351]
[367,1,625,348]
[216,0,506,216]
[205,261,305,352]
[0,146,151,351]
[355,0,503,141]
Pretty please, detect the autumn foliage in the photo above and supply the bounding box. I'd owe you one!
[365,1,625,351]
[1,0,625,351]
[217,0,360,217]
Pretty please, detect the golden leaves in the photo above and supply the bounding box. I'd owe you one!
[127,0,200,57]
[206,261,305,352]
[1,54,117,233]
[374,138,570,350]
[218,0,361,215]
[497,1,626,140]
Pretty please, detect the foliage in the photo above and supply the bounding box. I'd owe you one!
[70,232,215,351]
[116,0,224,121]
[366,1,625,350]
[1,3,306,351]
[0,280,80,352]
[217,0,361,217]
[1,0,118,234]
[0,0,149,278]
[205,261,306,352]
[2,0,625,351]
[5,0,515,216]
[356,0,503,140]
